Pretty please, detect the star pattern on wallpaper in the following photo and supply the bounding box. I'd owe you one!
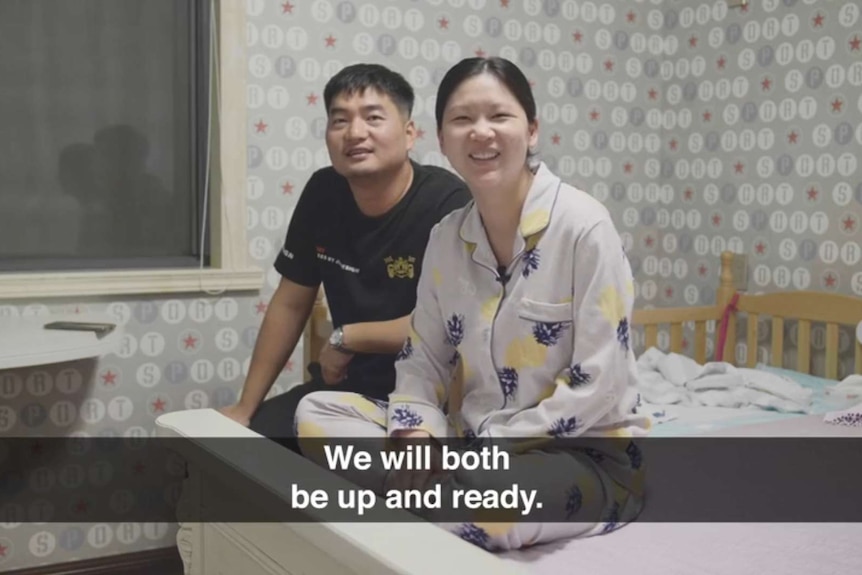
[1,0,861,569]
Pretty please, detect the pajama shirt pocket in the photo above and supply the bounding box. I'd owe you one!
[517,298,574,323]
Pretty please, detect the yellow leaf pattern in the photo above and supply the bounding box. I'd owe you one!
[461,355,473,380]
[481,294,501,321]
[296,420,327,438]
[505,335,548,368]
[536,383,558,402]
[605,426,632,438]
[519,209,550,236]
[434,381,446,403]
[598,285,626,325]
[473,519,516,538]
[524,230,544,252]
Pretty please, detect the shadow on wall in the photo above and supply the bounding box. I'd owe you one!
[59,125,181,258]
[0,125,183,262]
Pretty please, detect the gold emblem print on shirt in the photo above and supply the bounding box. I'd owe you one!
[384,256,416,279]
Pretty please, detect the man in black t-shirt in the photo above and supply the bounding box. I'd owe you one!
[219,64,470,447]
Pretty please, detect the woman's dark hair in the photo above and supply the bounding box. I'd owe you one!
[324,63,415,118]
[434,57,537,131]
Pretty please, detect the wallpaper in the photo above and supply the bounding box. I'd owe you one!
[0,0,860,570]
[656,0,861,373]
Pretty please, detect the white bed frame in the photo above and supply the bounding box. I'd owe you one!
[157,409,530,575]
[155,251,862,575]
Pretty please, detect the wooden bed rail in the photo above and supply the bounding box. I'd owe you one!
[629,251,736,364]
[734,290,862,377]
[301,251,862,384]
[631,305,720,365]
[631,251,862,377]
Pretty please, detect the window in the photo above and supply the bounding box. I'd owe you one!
[0,0,261,299]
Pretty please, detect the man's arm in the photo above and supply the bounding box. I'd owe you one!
[340,316,411,355]
[222,277,318,424]
[317,316,411,384]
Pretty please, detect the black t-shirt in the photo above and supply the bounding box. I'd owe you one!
[274,160,471,389]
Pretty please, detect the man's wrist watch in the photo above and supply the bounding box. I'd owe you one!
[329,326,351,353]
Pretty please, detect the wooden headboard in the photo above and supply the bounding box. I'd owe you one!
[302,251,862,384]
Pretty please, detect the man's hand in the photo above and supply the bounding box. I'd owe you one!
[385,429,444,492]
[319,340,354,385]
[218,403,254,427]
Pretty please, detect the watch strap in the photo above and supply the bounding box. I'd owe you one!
[330,326,351,352]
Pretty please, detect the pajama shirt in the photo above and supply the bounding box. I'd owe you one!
[296,162,651,551]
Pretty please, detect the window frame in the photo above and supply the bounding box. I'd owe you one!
[0,0,262,300]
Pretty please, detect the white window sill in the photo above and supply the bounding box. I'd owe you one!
[0,267,263,300]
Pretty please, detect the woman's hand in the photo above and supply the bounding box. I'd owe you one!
[385,429,445,492]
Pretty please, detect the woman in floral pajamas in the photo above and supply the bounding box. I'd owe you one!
[296,57,650,551]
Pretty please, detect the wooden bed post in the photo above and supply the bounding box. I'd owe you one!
[716,251,738,365]
[303,287,330,380]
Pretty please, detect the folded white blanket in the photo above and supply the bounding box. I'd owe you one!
[695,388,747,408]
[738,368,814,405]
[636,347,814,415]
[638,371,690,405]
[658,352,704,386]
[744,389,811,414]
[685,371,743,392]
[824,374,862,402]
[635,346,665,371]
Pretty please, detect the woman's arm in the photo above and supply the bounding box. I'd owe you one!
[387,226,458,439]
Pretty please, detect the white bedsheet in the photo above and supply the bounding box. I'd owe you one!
[501,523,862,575]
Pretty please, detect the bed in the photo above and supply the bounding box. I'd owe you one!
[155,250,862,575]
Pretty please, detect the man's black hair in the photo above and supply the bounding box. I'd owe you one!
[324,63,415,118]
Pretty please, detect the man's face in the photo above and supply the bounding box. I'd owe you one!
[325,88,416,179]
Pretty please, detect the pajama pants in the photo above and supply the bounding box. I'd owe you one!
[295,391,644,552]
[249,362,393,452]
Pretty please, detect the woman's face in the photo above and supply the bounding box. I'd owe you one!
[438,73,538,196]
